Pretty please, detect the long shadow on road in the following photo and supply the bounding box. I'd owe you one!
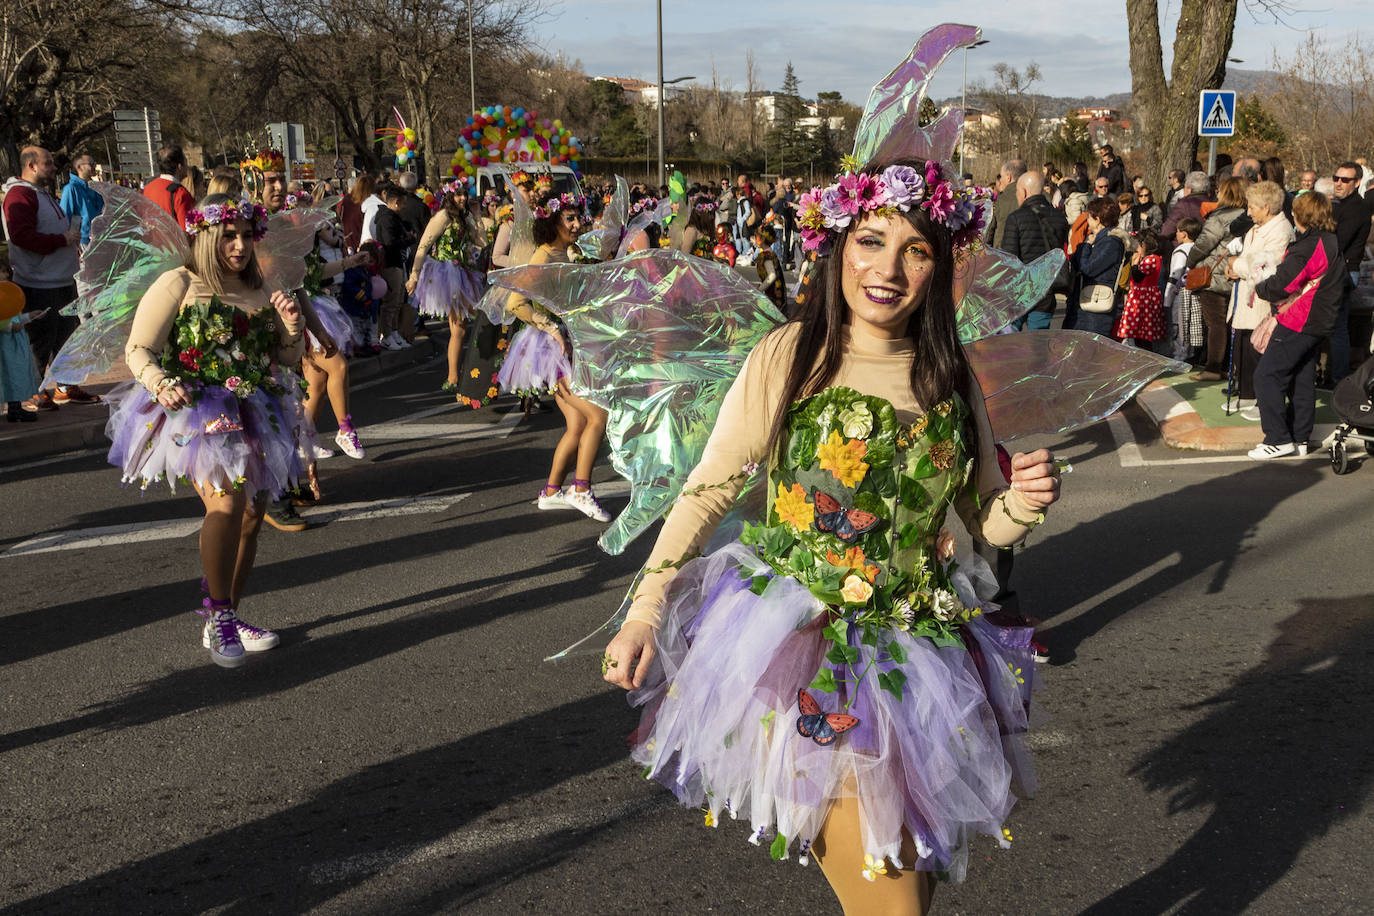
[1030,462,1325,663]
[1077,594,1374,915]
[2,692,633,915]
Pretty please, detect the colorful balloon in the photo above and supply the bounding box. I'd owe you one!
[0,281,25,321]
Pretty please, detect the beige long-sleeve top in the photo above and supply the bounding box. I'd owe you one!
[625,322,1045,628]
[503,243,568,327]
[124,267,306,394]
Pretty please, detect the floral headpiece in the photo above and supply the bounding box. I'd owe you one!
[240,148,286,173]
[628,197,657,219]
[693,199,718,213]
[535,174,554,192]
[797,159,990,255]
[440,177,469,199]
[509,169,533,188]
[279,190,312,211]
[533,192,585,220]
[185,200,270,240]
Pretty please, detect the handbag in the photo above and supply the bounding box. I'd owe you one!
[1184,264,1212,291]
[1079,284,1115,313]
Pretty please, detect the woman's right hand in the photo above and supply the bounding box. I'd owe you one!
[603,621,656,690]
[156,383,190,411]
[405,277,417,296]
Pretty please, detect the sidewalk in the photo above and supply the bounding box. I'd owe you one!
[1135,370,1339,451]
[0,336,443,466]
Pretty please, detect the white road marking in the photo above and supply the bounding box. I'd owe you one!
[1,494,470,558]
[1,447,107,473]
[364,407,523,443]
[305,795,671,884]
[1107,413,1335,467]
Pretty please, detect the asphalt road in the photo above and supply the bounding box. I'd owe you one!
[2,353,1372,915]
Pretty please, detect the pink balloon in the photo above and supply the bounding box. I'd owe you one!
[369,276,387,300]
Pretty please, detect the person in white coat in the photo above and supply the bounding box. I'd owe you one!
[1225,181,1294,414]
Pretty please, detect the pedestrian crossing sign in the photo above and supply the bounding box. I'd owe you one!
[1198,90,1236,137]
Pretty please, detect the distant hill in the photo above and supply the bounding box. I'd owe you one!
[935,68,1282,118]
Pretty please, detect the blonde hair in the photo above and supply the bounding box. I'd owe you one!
[1246,180,1285,216]
[188,195,264,295]
[206,174,243,197]
[1216,176,1248,209]
[1291,190,1335,233]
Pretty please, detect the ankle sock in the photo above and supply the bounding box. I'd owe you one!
[572,478,590,493]
[541,484,561,497]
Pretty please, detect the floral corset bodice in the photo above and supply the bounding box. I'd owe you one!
[160,296,282,399]
[434,222,470,266]
[740,385,979,644]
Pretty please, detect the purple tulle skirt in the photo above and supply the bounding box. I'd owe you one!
[307,293,355,355]
[495,325,570,395]
[413,259,485,320]
[628,541,1036,883]
[105,378,304,498]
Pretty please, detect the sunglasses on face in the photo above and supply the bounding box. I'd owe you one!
[1138,194,1151,199]
[1333,175,1358,183]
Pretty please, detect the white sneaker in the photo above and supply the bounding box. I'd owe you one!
[1248,442,1295,460]
[1295,442,1310,457]
[203,617,279,652]
[1239,406,1261,421]
[565,487,611,522]
[312,444,335,460]
[537,486,574,510]
[391,332,413,349]
[379,333,402,351]
[335,428,366,459]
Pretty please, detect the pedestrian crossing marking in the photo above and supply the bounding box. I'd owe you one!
[1202,96,1231,131]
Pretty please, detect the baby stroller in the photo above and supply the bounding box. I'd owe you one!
[1329,352,1374,474]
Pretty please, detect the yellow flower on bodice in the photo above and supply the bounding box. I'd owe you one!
[817,429,869,487]
[773,481,814,530]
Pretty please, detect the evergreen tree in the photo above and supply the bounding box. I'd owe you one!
[768,62,817,175]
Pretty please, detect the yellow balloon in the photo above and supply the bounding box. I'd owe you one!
[0,281,24,321]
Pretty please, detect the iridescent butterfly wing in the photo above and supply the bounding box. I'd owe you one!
[578,175,629,262]
[42,183,190,389]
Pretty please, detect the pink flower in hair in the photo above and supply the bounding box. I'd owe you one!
[924,160,944,187]
[923,181,957,222]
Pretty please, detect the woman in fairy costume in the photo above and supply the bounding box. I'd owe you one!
[406,179,487,393]
[602,160,1061,913]
[107,194,307,669]
[494,190,612,522]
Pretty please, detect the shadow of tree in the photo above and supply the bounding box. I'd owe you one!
[1077,594,1374,914]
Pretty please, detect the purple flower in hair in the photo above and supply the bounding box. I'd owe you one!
[945,194,977,232]
[924,160,945,187]
[203,203,225,224]
[819,186,854,229]
[880,166,925,209]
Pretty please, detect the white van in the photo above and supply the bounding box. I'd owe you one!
[475,164,583,200]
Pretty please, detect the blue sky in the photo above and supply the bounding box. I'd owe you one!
[528,1,1372,104]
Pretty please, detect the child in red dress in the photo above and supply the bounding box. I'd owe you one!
[1114,228,1165,347]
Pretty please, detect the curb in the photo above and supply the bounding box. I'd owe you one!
[0,337,443,467]
[1135,379,1261,451]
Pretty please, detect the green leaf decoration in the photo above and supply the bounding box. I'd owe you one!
[869,466,897,497]
[852,489,889,518]
[898,475,929,511]
[877,669,908,699]
[770,832,788,860]
[809,667,838,693]
[898,522,923,550]
[887,639,908,664]
[866,436,895,469]
[749,575,771,595]
[822,621,847,643]
[825,645,850,666]
[909,453,938,480]
[760,710,777,730]
[860,625,880,647]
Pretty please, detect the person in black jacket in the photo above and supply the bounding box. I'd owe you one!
[1096,145,1126,196]
[1248,191,1348,460]
[1002,171,1069,329]
[375,186,417,348]
[1328,161,1372,383]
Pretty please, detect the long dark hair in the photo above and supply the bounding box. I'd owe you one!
[765,180,974,459]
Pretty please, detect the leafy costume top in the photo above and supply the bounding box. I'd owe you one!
[626,322,1040,629]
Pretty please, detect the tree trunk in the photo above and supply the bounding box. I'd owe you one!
[1127,0,1238,193]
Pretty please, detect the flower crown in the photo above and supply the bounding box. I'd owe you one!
[240,148,285,173]
[185,200,270,240]
[798,160,990,255]
[440,177,469,199]
[533,192,585,220]
[279,190,312,211]
[628,197,657,219]
[693,199,718,213]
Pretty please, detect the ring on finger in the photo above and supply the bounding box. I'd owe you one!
[600,653,618,675]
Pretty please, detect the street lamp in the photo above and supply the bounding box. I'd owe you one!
[959,39,989,175]
[655,0,695,186]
